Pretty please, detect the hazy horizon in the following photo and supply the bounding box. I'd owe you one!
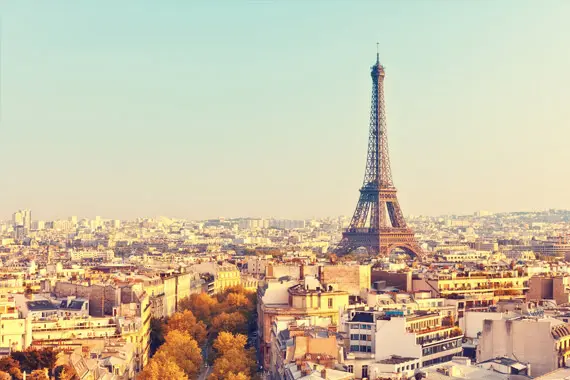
[2,1,569,221]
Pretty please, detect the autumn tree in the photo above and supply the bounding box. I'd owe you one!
[12,348,57,375]
[226,373,250,380]
[209,332,256,380]
[54,364,79,380]
[166,310,207,344]
[28,369,49,380]
[0,371,10,380]
[156,330,203,379]
[224,292,251,309]
[179,293,218,323]
[0,357,23,380]
[211,312,248,335]
[137,353,188,380]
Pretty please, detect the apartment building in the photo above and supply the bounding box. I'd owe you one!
[413,270,529,318]
[477,316,570,377]
[215,264,241,293]
[258,276,349,369]
[0,294,28,351]
[342,309,463,379]
[527,275,570,306]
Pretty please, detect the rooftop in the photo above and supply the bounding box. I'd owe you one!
[27,300,58,311]
[377,355,417,364]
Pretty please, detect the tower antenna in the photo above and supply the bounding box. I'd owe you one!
[376,42,379,64]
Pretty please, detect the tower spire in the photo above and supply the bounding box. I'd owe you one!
[376,42,380,65]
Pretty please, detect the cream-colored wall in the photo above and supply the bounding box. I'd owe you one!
[478,318,557,377]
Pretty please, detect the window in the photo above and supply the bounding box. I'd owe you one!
[362,365,369,378]
[350,334,359,340]
[358,345,371,353]
[360,334,368,340]
[350,345,359,352]
[360,324,368,329]
[347,365,353,373]
[328,298,333,308]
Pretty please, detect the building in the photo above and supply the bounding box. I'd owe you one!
[477,316,570,376]
[342,308,463,378]
[258,276,349,369]
[527,275,570,306]
[0,294,28,351]
[413,270,529,318]
[215,264,241,293]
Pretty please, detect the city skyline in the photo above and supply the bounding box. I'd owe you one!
[2,1,570,220]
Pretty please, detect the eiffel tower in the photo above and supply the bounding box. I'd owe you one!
[336,50,423,258]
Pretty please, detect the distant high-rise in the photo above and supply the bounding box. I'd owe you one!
[12,209,32,230]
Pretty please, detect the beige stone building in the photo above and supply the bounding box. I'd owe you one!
[258,276,349,369]
[477,316,570,377]
[214,264,241,293]
[527,275,570,306]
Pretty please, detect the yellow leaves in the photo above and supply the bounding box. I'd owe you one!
[28,370,49,380]
[226,372,250,380]
[225,293,251,309]
[158,330,203,379]
[211,312,248,334]
[167,310,208,345]
[139,330,202,380]
[137,352,188,380]
[209,332,255,380]
[179,293,219,323]
[0,371,10,380]
[213,331,248,354]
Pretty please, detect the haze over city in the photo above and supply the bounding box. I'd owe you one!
[2,1,570,220]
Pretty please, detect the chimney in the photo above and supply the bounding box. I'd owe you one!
[321,369,327,379]
[300,264,305,279]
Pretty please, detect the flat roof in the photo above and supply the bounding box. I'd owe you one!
[377,355,417,364]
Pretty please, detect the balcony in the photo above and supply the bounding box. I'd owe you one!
[414,327,463,346]
[33,323,117,332]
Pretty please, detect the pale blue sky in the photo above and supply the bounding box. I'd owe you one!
[1,1,569,220]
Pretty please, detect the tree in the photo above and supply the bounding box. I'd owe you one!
[0,371,11,380]
[226,373,250,380]
[157,330,203,379]
[211,312,248,335]
[224,293,251,310]
[0,357,23,380]
[12,348,57,375]
[28,370,49,380]
[179,293,218,323]
[209,332,256,380]
[213,332,248,355]
[137,353,188,380]
[54,364,79,380]
[166,310,207,345]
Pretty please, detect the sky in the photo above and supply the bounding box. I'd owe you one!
[1,1,569,221]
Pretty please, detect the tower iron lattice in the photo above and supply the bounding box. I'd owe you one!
[336,52,423,259]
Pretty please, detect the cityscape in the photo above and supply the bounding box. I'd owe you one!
[2,2,570,380]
